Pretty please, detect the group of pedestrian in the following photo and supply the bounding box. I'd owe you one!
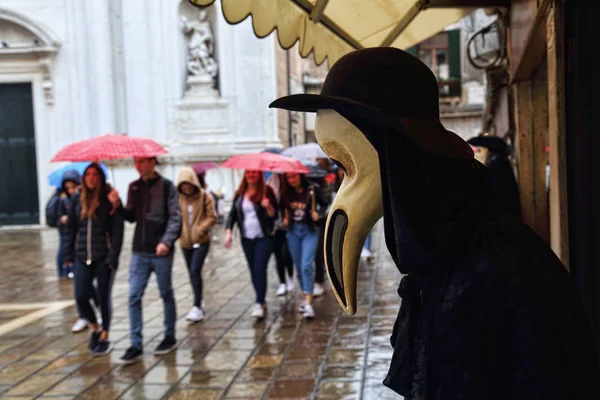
[50,152,362,362]
[223,159,342,320]
[50,157,219,364]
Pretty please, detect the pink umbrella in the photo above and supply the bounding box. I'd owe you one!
[221,152,310,174]
[193,162,219,174]
[51,134,167,162]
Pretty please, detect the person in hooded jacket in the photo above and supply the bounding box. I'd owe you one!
[56,170,81,279]
[63,163,124,357]
[177,167,217,323]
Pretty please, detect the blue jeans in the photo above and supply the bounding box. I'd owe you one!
[287,224,319,295]
[128,253,176,349]
[241,237,273,305]
[57,232,68,277]
[364,232,372,251]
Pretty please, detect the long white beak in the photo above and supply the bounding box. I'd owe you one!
[315,110,383,315]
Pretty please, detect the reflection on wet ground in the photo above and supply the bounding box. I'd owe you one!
[0,223,403,399]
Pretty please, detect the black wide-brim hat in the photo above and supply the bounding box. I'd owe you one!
[269,47,473,160]
[467,136,509,156]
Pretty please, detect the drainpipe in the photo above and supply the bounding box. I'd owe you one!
[287,50,293,146]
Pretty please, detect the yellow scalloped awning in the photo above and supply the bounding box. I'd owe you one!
[189,0,480,66]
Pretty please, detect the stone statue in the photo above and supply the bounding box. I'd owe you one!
[181,10,218,79]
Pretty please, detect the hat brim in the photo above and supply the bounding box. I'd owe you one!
[269,94,474,160]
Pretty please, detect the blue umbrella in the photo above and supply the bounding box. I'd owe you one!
[48,162,109,188]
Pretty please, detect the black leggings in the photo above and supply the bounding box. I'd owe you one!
[182,242,210,308]
[74,259,115,332]
[314,218,326,284]
[272,230,294,284]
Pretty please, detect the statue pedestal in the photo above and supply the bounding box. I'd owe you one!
[184,74,218,98]
[175,74,229,136]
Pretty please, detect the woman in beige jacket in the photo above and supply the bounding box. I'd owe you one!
[177,167,217,322]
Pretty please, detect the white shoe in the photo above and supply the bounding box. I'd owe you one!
[251,304,265,319]
[212,235,219,242]
[67,272,74,279]
[298,300,306,313]
[303,304,315,319]
[286,278,295,292]
[276,283,287,296]
[71,319,89,333]
[313,283,325,297]
[185,306,205,322]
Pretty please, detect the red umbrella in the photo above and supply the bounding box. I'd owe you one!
[51,134,167,162]
[221,152,310,174]
[193,162,219,174]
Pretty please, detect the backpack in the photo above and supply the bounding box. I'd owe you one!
[45,189,62,227]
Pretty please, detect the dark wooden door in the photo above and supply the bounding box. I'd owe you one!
[565,0,600,362]
[0,83,39,225]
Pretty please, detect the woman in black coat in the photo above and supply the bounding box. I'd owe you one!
[64,163,124,356]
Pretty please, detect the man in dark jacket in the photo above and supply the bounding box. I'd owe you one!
[108,157,181,364]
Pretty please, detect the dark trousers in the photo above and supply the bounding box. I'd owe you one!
[74,259,115,332]
[57,231,68,277]
[241,237,273,305]
[314,218,326,284]
[272,230,294,284]
[182,242,210,308]
[73,267,100,319]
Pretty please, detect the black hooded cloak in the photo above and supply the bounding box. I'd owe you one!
[342,113,599,400]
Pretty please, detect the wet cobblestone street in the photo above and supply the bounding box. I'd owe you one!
[0,223,403,399]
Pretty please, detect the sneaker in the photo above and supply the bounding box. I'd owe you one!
[154,336,178,355]
[71,319,88,333]
[298,300,306,313]
[276,283,287,296]
[251,304,265,319]
[88,330,101,351]
[67,272,74,279]
[92,340,112,357]
[185,306,205,323]
[313,283,325,297]
[286,278,295,292]
[303,304,315,319]
[120,346,143,365]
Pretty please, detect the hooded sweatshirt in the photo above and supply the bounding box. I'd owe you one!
[58,169,81,234]
[177,167,217,249]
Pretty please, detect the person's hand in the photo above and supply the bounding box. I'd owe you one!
[282,217,289,227]
[311,211,319,222]
[260,197,270,209]
[108,189,121,208]
[224,230,233,248]
[156,243,169,256]
[64,261,73,267]
[60,215,68,225]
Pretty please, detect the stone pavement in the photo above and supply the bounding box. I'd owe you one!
[0,222,404,399]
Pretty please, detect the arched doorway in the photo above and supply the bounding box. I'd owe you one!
[0,9,59,225]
